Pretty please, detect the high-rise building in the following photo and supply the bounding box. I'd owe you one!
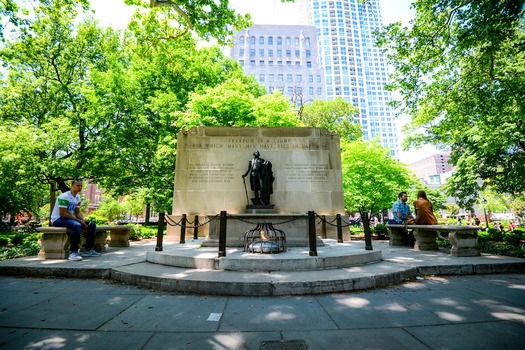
[407,153,454,186]
[230,24,326,108]
[303,0,399,158]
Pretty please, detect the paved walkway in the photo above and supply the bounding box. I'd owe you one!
[1,274,524,349]
[0,240,524,349]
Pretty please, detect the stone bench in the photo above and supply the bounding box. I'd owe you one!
[36,225,132,259]
[386,224,480,257]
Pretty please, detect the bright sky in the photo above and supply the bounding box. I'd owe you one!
[89,0,432,163]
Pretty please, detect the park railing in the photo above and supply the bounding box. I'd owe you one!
[156,211,359,258]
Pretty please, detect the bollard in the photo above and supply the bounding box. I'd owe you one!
[308,211,318,256]
[218,211,227,257]
[193,215,199,240]
[180,214,186,244]
[336,214,343,243]
[321,215,327,239]
[155,212,165,251]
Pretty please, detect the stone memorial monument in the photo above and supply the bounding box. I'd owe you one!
[166,126,345,246]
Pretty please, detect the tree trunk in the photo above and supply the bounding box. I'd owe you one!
[145,203,151,225]
[361,211,373,250]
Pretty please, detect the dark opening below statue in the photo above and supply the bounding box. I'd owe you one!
[242,151,274,207]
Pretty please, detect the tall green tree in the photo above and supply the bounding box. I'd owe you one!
[342,139,417,250]
[377,0,525,207]
[300,97,362,142]
[0,2,117,193]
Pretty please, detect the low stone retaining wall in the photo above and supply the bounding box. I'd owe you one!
[36,225,131,259]
[386,224,481,257]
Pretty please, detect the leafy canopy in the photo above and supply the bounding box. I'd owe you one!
[376,0,525,207]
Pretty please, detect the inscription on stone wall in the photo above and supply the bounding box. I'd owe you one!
[188,163,235,183]
[186,138,329,184]
[188,137,328,151]
[285,164,329,182]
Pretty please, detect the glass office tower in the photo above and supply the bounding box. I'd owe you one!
[305,0,399,158]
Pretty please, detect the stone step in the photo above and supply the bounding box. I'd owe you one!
[146,244,382,272]
[110,261,417,296]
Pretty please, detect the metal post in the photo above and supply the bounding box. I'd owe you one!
[193,215,199,240]
[321,215,327,239]
[308,211,318,256]
[218,211,227,257]
[336,214,343,243]
[180,214,186,244]
[155,212,165,251]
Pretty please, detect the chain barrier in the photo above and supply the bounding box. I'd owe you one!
[163,213,220,228]
[340,216,361,228]
[227,213,306,226]
[315,213,351,228]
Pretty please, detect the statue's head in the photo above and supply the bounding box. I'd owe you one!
[253,150,260,157]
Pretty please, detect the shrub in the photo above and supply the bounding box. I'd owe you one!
[0,241,41,260]
[141,226,158,239]
[487,228,503,242]
[373,224,388,237]
[0,237,9,247]
[85,214,108,225]
[129,225,142,241]
[10,233,26,246]
[504,232,522,247]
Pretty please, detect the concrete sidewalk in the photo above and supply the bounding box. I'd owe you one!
[1,273,524,349]
[0,240,524,349]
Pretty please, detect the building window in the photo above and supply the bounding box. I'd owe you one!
[294,37,299,46]
[239,60,244,66]
[240,37,245,45]
[278,61,283,66]
[250,60,255,65]
[259,49,264,56]
[286,37,291,46]
[268,36,273,45]
[250,49,255,57]
[268,49,273,56]
[287,87,294,94]
[295,61,300,66]
[287,74,293,82]
[309,87,314,95]
[239,49,244,56]
[259,74,265,82]
[308,75,313,83]
[317,75,321,83]
[317,87,322,95]
[277,37,282,45]
[250,36,256,45]
[286,50,291,57]
[306,50,311,57]
[269,74,274,82]
[296,75,302,82]
[278,74,283,82]
[268,60,274,65]
[277,49,282,57]
[259,36,264,45]
[295,50,300,57]
[259,60,264,65]
[306,61,312,68]
[305,37,311,46]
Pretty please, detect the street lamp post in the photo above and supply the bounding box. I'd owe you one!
[482,199,489,229]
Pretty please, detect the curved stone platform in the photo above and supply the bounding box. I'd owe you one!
[2,239,524,297]
[146,240,382,272]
